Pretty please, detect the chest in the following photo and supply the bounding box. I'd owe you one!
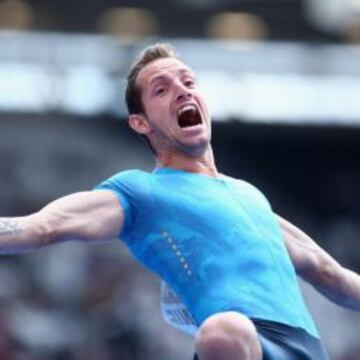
[149,175,276,241]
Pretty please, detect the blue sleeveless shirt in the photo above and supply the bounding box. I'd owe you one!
[95,168,318,337]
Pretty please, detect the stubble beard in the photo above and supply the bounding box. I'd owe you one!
[152,125,210,158]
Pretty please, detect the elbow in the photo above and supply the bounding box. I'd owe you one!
[318,261,343,285]
[304,257,343,289]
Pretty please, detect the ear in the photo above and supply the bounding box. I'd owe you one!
[128,114,152,135]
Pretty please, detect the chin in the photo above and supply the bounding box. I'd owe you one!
[179,138,210,157]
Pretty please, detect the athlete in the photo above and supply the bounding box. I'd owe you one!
[1,43,360,360]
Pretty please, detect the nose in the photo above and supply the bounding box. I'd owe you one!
[175,82,192,102]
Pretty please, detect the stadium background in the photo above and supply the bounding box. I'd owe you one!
[0,0,360,359]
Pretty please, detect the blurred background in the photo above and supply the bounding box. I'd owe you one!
[0,0,360,359]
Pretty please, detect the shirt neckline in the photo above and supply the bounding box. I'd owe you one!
[152,167,228,181]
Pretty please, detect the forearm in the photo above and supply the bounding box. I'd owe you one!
[0,191,122,253]
[0,215,49,253]
[309,266,360,311]
[278,215,360,311]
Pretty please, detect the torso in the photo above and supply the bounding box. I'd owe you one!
[99,168,319,337]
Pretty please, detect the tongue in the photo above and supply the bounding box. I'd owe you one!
[178,109,201,128]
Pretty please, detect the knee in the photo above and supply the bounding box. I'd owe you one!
[195,312,261,359]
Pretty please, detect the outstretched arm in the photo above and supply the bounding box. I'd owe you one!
[0,190,123,253]
[278,215,360,311]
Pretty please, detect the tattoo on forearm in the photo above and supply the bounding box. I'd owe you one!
[0,220,23,236]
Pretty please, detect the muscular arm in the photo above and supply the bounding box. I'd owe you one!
[278,215,360,311]
[0,190,123,253]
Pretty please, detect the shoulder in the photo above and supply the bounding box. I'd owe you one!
[224,175,271,204]
[95,169,155,198]
[106,169,150,182]
[224,175,262,192]
[99,169,152,187]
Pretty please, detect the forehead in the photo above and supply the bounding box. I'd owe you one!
[136,57,194,90]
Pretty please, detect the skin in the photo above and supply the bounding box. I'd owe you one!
[1,55,360,359]
[128,57,217,176]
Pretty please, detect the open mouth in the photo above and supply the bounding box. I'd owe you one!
[177,105,202,128]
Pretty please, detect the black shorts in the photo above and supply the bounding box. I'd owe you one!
[193,319,329,360]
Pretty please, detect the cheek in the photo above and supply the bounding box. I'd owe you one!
[197,96,209,116]
[194,91,206,105]
[148,100,172,121]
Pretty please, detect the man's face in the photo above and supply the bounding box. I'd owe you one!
[135,57,211,156]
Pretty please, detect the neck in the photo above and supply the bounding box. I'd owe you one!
[154,146,218,177]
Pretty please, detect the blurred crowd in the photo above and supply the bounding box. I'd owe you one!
[0,241,193,360]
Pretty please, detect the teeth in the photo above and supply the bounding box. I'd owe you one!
[177,104,197,116]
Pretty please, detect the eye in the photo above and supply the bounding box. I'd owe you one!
[184,79,195,88]
[155,87,167,96]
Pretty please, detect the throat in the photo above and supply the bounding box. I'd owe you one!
[155,148,218,178]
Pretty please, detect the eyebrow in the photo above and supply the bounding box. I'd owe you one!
[149,75,169,87]
[149,69,196,87]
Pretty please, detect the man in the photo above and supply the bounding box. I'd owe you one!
[1,43,360,360]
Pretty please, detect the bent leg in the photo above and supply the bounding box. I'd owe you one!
[194,312,262,360]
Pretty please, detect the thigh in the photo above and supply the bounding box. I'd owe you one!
[192,337,292,360]
[255,320,329,360]
[193,320,329,360]
[193,340,300,360]
[259,334,303,360]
